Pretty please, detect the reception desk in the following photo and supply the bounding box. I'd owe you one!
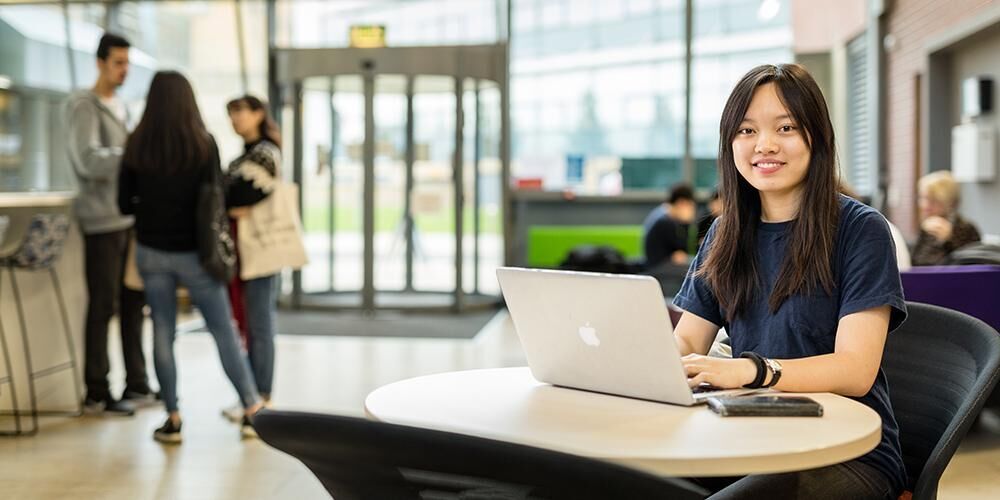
[0,191,85,414]
[509,190,663,267]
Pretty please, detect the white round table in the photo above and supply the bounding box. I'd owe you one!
[365,367,882,477]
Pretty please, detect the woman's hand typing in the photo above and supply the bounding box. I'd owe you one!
[682,353,758,389]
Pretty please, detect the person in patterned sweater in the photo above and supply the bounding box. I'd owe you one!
[221,95,283,428]
[912,170,980,266]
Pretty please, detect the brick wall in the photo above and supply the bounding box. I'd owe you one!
[884,0,996,239]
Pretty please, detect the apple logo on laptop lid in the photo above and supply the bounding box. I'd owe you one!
[578,322,601,347]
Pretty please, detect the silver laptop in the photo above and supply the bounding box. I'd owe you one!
[497,266,755,406]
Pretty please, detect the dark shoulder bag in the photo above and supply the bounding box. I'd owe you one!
[196,148,237,282]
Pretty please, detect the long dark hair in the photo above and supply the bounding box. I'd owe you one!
[124,71,213,174]
[697,63,840,321]
[226,94,282,149]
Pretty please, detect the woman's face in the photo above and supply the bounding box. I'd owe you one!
[228,105,264,139]
[918,189,951,219]
[731,82,811,201]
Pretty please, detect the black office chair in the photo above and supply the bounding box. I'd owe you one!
[254,409,706,500]
[883,302,1000,500]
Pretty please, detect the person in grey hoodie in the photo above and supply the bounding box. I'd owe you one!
[66,33,153,415]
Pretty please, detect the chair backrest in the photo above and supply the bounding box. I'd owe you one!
[882,302,1000,499]
[900,265,1000,332]
[254,410,704,500]
[6,214,70,270]
[946,243,1000,265]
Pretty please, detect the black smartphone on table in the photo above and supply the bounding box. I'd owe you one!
[706,395,824,417]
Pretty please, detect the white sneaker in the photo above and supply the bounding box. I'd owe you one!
[221,404,243,423]
[121,389,160,409]
[223,399,272,423]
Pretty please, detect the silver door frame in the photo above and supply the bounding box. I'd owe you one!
[272,44,510,312]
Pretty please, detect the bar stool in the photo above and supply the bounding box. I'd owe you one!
[0,213,82,436]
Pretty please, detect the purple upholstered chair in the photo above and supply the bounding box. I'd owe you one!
[901,265,1000,409]
[900,265,1000,332]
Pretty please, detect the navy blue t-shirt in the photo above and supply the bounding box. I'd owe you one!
[672,195,907,494]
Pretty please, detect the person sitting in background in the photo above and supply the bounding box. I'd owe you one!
[697,189,723,242]
[912,170,980,266]
[643,183,697,268]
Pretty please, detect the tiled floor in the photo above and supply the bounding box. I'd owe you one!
[0,311,998,499]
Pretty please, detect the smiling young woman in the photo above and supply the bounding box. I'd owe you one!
[671,64,907,500]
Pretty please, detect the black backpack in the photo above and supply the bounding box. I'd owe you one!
[559,245,629,274]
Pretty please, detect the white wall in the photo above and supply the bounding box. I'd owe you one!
[949,23,1000,238]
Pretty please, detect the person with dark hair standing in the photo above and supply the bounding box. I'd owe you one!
[67,33,153,416]
[642,183,697,268]
[118,72,263,443]
[219,95,282,423]
[672,64,906,499]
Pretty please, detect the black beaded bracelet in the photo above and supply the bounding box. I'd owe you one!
[740,351,767,389]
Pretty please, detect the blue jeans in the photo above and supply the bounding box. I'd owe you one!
[135,244,259,413]
[243,274,278,396]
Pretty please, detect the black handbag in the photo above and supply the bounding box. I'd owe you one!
[196,155,237,282]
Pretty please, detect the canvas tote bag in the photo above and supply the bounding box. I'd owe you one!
[236,182,308,280]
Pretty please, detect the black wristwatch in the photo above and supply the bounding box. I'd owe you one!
[762,357,783,388]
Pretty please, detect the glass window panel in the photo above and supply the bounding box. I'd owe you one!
[510,0,685,192]
[597,1,625,21]
[694,0,726,37]
[513,0,536,33]
[280,0,497,47]
[657,9,685,41]
[567,0,596,26]
[412,76,456,293]
[628,0,656,16]
[0,3,108,192]
[295,75,365,294]
[373,75,407,292]
[540,0,564,27]
[462,80,478,295]
[476,86,502,295]
[597,18,656,49]
[690,0,793,187]
[625,95,656,127]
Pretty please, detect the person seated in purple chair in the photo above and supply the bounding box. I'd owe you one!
[912,171,980,266]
